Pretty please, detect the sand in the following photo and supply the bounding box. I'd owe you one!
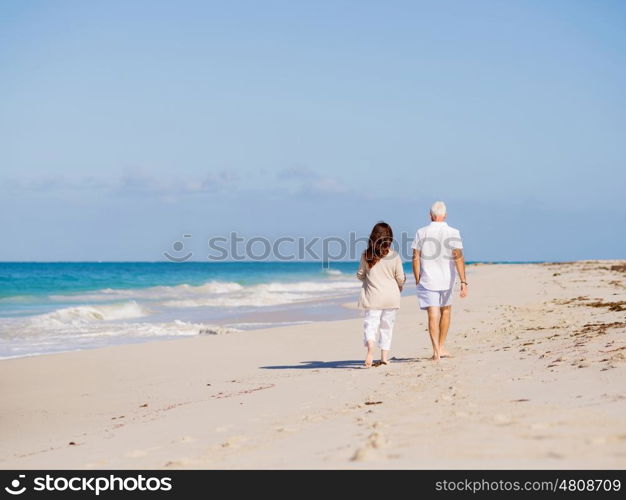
[1,261,625,469]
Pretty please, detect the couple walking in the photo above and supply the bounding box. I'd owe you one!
[356,201,468,367]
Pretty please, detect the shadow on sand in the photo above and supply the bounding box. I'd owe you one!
[260,357,418,370]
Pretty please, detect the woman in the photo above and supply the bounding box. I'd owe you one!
[357,222,406,367]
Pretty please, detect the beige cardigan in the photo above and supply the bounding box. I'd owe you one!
[356,250,406,310]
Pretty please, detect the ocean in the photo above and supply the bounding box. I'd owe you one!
[0,262,364,359]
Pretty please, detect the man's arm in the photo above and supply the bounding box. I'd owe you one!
[452,248,468,298]
[412,249,420,286]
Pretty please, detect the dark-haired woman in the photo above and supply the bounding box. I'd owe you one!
[356,222,406,367]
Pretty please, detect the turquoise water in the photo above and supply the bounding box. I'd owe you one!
[0,262,359,317]
[0,261,363,359]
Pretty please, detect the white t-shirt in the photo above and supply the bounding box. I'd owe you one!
[411,221,463,291]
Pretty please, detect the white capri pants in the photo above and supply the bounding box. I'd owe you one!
[363,309,397,351]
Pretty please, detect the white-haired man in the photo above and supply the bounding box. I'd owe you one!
[411,201,467,360]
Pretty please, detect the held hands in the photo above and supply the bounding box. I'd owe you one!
[460,282,468,298]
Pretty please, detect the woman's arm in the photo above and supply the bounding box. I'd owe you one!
[395,255,406,291]
[356,255,367,281]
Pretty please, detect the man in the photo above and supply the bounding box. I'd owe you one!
[412,201,468,360]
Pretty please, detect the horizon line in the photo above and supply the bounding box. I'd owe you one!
[0,259,597,264]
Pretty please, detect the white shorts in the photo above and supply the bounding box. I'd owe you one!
[416,284,452,310]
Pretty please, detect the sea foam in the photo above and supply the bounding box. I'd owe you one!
[29,301,149,327]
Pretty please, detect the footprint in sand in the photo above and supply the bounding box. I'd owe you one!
[350,432,386,461]
[220,435,247,449]
[164,458,201,468]
[368,432,386,449]
[273,426,297,433]
[351,446,371,461]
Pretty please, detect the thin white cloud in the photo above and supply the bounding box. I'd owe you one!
[276,166,348,196]
[2,166,349,200]
[277,165,317,180]
[2,169,239,198]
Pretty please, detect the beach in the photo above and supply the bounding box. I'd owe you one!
[1,261,625,469]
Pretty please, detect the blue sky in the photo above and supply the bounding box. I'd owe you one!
[1,0,625,261]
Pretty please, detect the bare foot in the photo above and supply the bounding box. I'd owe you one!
[364,352,374,368]
[440,350,452,358]
[429,354,440,361]
[379,350,390,366]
